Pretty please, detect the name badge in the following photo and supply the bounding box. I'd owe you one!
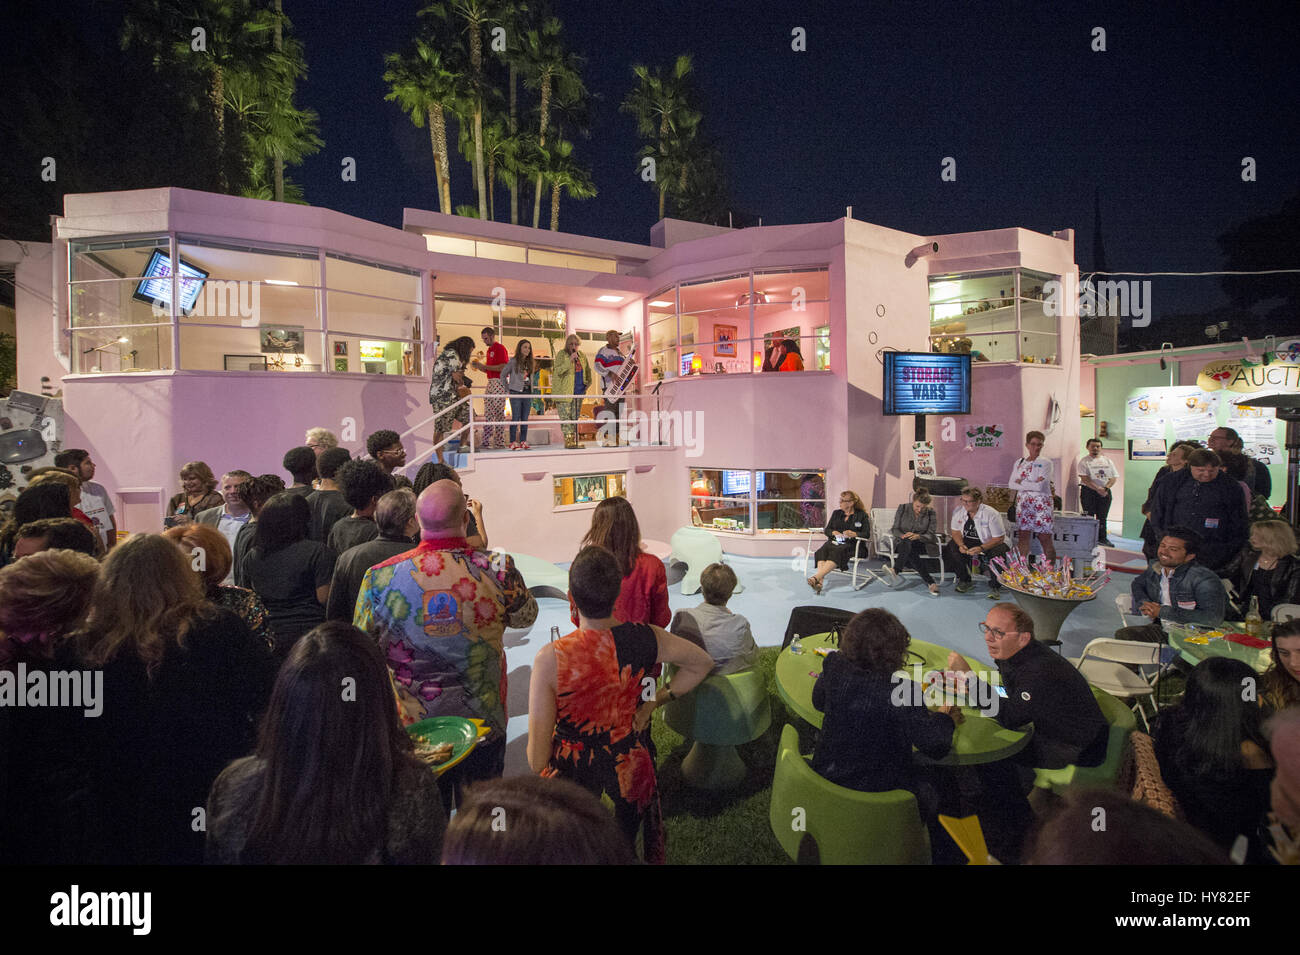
[1204,517,1219,529]
[1177,600,1197,610]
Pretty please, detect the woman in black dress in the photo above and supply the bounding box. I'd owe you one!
[1220,520,1300,621]
[807,490,870,593]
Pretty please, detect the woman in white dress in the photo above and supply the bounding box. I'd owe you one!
[1009,430,1057,564]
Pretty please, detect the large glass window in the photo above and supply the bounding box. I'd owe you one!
[929,268,1059,364]
[69,237,174,372]
[689,468,826,534]
[651,268,831,378]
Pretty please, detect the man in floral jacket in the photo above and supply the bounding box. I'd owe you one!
[355,480,537,806]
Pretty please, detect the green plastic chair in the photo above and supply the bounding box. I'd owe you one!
[767,725,931,865]
[669,527,743,596]
[1032,685,1137,793]
[662,666,771,789]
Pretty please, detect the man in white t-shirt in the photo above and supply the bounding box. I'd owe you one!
[943,487,1011,597]
[1077,438,1118,547]
[196,470,253,584]
[54,449,116,551]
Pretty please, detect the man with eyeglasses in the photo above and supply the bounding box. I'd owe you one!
[947,603,1109,861]
[366,429,414,491]
[948,604,1109,772]
[943,488,1010,597]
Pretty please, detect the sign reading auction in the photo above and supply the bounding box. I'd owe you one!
[883,352,971,415]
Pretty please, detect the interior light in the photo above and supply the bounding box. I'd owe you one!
[753,352,763,371]
[597,295,625,303]
[649,300,673,308]
[265,279,299,286]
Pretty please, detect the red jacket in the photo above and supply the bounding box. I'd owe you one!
[570,551,670,628]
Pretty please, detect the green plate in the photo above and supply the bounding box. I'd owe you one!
[406,716,481,775]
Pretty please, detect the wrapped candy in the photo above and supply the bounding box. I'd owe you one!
[991,552,1109,600]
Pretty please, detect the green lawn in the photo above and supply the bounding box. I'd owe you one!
[650,648,812,865]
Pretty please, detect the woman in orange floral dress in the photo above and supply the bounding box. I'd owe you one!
[529,546,713,862]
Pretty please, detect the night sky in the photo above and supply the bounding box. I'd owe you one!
[20,0,1300,322]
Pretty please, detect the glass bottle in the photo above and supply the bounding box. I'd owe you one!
[1245,596,1263,638]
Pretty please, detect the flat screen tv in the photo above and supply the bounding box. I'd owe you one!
[721,470,766,496]
[882,352,971,415]
[131,249,209,315]
[680,351,696,376]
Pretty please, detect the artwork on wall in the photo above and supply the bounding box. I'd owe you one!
[223,354,268,371]
[714,324,737,356]
[260,324,304,354]
[334,358,349,372]
[572,475,607,503]
[332,341,348,356]
[764,326,800,351]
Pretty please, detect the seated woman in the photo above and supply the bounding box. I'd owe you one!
[807,490,870,593]
[241,492,337,657]
[577,496,669,627]
[164,522,277,652]
[1151,656,1274,862]
[529,546,713,862]
[812,608,959,804]
[882,489,940,596]
[205,621,444,864]
[1220,520,1300,621]
[57,534,276,864]
[1263,619,1300,713]
[442,775,635,865]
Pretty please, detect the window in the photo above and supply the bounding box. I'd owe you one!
[689,468,826,534]
[554,471,626,508]
[69,236,174,373]
[928,268,1059,365]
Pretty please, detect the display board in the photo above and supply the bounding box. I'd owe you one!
[883,352,971,415]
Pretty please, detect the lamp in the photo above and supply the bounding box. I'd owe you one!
[690,354,702,374]
[753,351,763,371]
[736,291,768,307]
[1158,341,1173,371]
[82,335,129,355]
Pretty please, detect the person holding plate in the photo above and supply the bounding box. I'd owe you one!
[1008,430,1057,565]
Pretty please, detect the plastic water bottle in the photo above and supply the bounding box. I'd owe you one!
[790,634,803,655]
[550,626,560,643]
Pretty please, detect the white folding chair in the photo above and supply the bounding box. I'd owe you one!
[1273,603,1300,623]
[803,527,875,590]
[1071,637,1164,732]
[870,506,947,585]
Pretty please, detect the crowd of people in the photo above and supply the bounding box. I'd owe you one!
[2,417,1299,867]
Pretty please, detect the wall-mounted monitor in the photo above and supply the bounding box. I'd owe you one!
[882,352,972,415]
[131,249,209,315]
[680,351,696,376]
[721,469,766,496]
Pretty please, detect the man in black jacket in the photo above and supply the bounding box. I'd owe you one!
[1209,426,1271,499]
[1149,448,1248,572]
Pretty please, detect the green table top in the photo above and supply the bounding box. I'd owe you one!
[774,632,1033,766]
[1164,622,1272,673]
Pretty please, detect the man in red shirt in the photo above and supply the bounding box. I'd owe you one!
[471,326,510,450]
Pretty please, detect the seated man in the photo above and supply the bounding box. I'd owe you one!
[12,518,100,560]
[949,603,1109,772]
[1116,527,1226,643]
[943,487,1011,597]
[669,562,758,675]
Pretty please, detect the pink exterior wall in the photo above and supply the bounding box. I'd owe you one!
[12,242,68,395]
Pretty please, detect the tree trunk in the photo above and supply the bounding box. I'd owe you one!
[431,107,452,214]
[550,181,561,231]
[509,63,518,225]
[488,152,496,221]
[532,74,551,229]
[470,29,487,219]
[212,67,227,193]
[273,0,284,202]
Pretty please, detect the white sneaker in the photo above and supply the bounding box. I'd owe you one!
[882,566,902,586]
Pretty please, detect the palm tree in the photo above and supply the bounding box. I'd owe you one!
[621,54,698,220]
[384,37,464,214]
[544,139,596,232]
[498,0,534,225]
[519,17,584,228]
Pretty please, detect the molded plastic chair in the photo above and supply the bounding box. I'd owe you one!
[1273,603,1300,623]
[1032,686,1137,793]
[870,506,948,585]
[669,527,743,596]
[1071,638,1164,731]
[768,725,931,865]
[661,666,770,789]
[802,528,872,590]
[504,552,570,599]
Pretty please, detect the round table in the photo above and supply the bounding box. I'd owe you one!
[1164,623,1272,672]
[774,632,1033,766]
[1003,584,1096,644]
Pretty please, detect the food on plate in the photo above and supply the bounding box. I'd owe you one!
[414,740,456,764]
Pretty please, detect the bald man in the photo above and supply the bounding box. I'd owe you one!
[354,479,537,808]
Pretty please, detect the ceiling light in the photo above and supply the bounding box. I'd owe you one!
[649,300,673,308]
[265,279,299,286]
[597,295,624,303]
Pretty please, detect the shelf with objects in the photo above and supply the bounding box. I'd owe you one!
[689,468,826,535]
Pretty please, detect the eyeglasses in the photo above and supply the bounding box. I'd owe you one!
[978,622,1020,639]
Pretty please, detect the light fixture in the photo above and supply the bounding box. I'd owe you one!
[265,279,299,286]
[1158,341,1173,371]
[648,300,673,308]
[597,295,624,303]
[690,354,703,373]
[736,291,768,307]
[82,335,129,354]
[753,352,763,371]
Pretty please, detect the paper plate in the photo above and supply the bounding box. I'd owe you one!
[406,716,483,775]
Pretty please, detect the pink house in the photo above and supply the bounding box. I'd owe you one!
[7,188,1082,560]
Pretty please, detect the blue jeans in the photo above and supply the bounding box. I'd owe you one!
[508,392,530,442]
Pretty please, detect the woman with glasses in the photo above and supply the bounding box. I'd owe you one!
[807,491,869,593]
